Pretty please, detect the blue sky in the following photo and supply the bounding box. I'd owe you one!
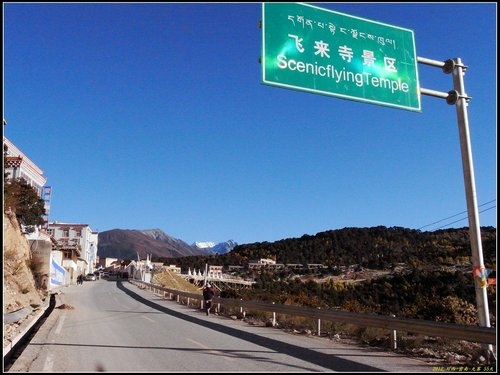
[3,2,497,246]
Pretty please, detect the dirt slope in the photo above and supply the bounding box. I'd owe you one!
[3,211,47,349]
[152,269,202,294]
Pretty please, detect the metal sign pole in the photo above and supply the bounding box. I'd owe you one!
[418,56,494,359]
[447,57,491,322]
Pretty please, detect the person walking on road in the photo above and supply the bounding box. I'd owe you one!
[202,283,216,316]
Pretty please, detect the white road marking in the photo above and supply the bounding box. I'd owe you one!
[55,313,66,335]
[186,338,235,361]
[43,312,67,371]
[141,315,155,323]
[42,353,54,372]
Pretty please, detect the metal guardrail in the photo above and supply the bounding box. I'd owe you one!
[130,279,496,345]
[3,296,53,359]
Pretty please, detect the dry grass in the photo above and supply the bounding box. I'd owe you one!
[152,270,201,294]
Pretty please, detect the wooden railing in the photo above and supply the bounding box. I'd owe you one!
[129,279,496,345]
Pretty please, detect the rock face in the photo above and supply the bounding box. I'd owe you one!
[3,211,46,348]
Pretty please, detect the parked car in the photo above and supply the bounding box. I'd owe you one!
[85,273,96,281]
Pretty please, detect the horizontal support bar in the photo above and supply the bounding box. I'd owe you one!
[417,56,446,68]
[420,87,449,99]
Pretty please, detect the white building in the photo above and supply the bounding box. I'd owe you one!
[47,222,99,278]
[248,258,278,269]
[208,265,223,277]
[3,136,47,196]
[166,264,182,274]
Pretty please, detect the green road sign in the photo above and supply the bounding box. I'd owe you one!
[262,3,421,112]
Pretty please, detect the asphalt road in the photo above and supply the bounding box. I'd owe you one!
[7,279,436,372]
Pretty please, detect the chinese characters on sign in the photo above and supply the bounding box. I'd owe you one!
[262,3,421,112]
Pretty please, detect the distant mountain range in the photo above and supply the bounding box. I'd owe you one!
[193,240,238,255]
[97,229,236,260]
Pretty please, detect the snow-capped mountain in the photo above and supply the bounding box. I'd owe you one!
[98,229,205,259]
[194,240,237,254]
[194,241,216,249]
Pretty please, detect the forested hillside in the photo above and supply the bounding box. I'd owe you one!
[230,226,496,268]
[165,226,496,271]
[162,226,496,325]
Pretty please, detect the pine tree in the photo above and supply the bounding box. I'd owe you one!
[4,177,46,230]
